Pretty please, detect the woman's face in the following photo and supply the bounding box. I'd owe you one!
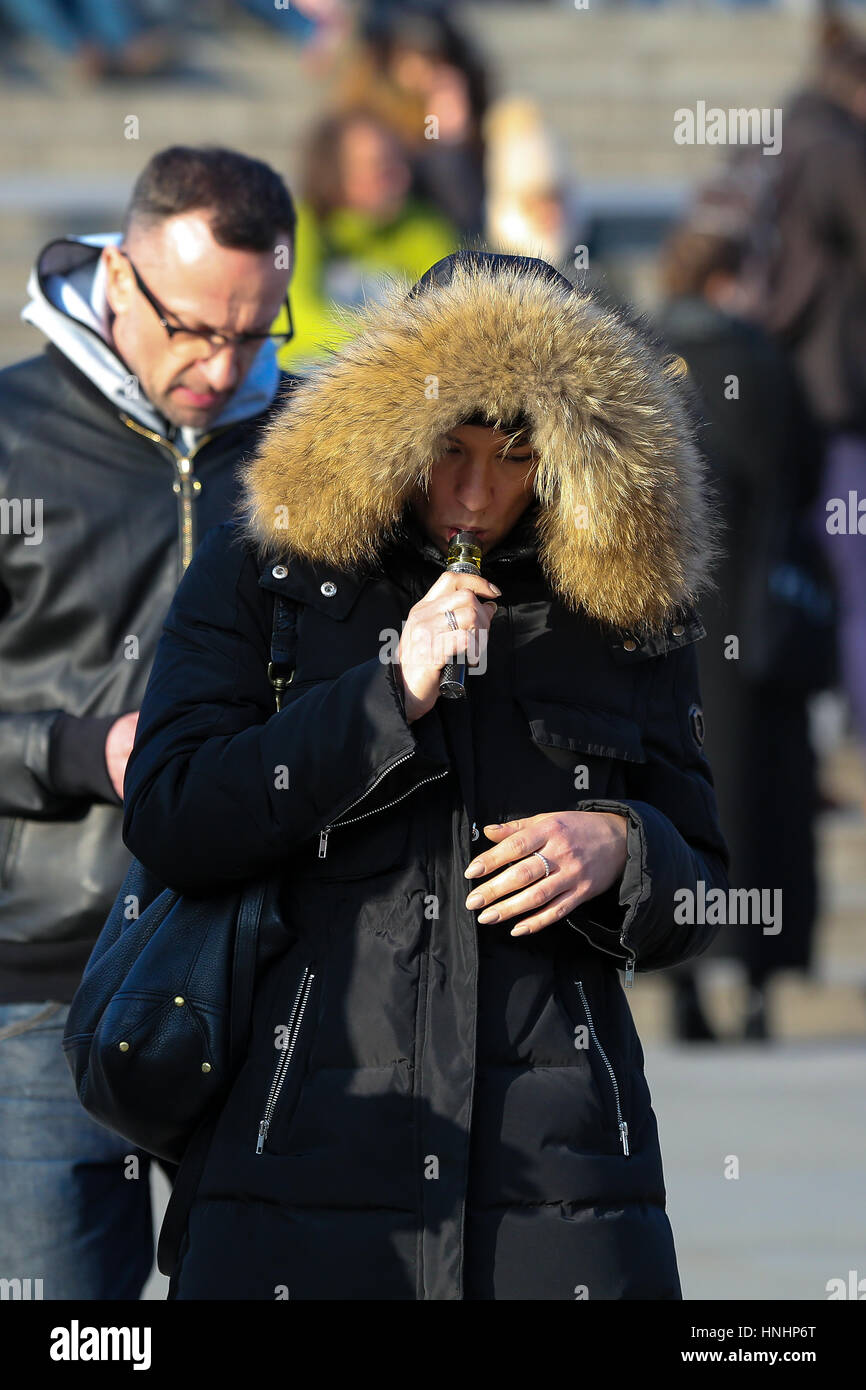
[410,423,539,555]
[339,118,410,219]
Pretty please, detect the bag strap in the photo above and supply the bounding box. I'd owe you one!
[229,592,300,1065]
[228,878,268,1072]
[267,592,299,712]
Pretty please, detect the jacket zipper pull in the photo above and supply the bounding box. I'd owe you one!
[318,828,330,859]
[256,1119,269,1155]
[619,1120,630,1156]
[623,947,636,988]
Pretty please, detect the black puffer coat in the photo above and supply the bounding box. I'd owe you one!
[122,254,729,1300]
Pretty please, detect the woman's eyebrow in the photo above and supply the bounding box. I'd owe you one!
[501,437,536,453]
[443,432,535,445]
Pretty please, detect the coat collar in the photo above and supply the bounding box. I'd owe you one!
[257,500,541,614]
[388,499,541,570]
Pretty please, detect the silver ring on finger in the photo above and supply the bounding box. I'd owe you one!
[445,608,459,631]
[532,851,551,878]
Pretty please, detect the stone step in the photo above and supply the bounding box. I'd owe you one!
[630,967,866,1043]
[1,5,863,361]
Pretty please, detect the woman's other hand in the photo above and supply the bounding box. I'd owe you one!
[463,810,629,936]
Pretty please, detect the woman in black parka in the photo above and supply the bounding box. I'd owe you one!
[122,251,730,1300]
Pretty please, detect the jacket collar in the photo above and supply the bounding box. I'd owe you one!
[22,234,285,441]
[388,501,540,570]
[257,501,541,616]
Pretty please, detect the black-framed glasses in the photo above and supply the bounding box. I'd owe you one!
[118,249,294,352]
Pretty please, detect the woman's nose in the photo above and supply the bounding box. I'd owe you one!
[455,461,493,509]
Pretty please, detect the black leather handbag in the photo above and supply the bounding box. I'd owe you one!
[62,591,298,1165]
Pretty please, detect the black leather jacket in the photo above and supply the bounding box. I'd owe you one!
[0,345,294,1001]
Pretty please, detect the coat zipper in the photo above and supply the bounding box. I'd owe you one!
[623,939,635,987]
[0,816,22,889]
[318,753,449,858]
[565,913,636,988]
[255,964,315,1154]
[119,414,228,572]
[575,979,630,1157]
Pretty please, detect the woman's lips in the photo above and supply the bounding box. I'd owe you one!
[447,526,486,538]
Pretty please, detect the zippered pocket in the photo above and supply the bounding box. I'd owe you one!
[255,964,316,1155]
[318,752,449,860]
[307,747,450,879]
[565,911,636,987]
[574,979,630,1158]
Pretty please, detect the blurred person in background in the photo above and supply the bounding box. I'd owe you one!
[484,96,586,269]
[0,146,298,1298]
[655,214,829,1043]
[231,0,350,68]
[761,18,866,809]
[336,0,489,239]
[0,0,174,79]
[276,106,457,373]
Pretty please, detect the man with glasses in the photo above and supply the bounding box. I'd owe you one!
[0,145,298,1299]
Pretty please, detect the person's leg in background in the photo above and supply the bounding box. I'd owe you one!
[738,686,819,1041]
[818,433,866,805]
[0,1001,154,1300]
[671,589,752,1045]
[0,0,83,54]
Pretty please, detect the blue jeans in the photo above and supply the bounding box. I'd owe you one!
[0,1001,154,1300]
[815,433,866,746]
[0,0,142,54]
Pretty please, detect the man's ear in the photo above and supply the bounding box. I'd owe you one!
[102,244,133,318]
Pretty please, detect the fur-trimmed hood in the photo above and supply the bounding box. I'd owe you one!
[239,252,718,630]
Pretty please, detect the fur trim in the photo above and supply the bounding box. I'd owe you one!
[239,259,719,629]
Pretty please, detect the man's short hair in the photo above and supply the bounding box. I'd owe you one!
[123,145,296,251]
